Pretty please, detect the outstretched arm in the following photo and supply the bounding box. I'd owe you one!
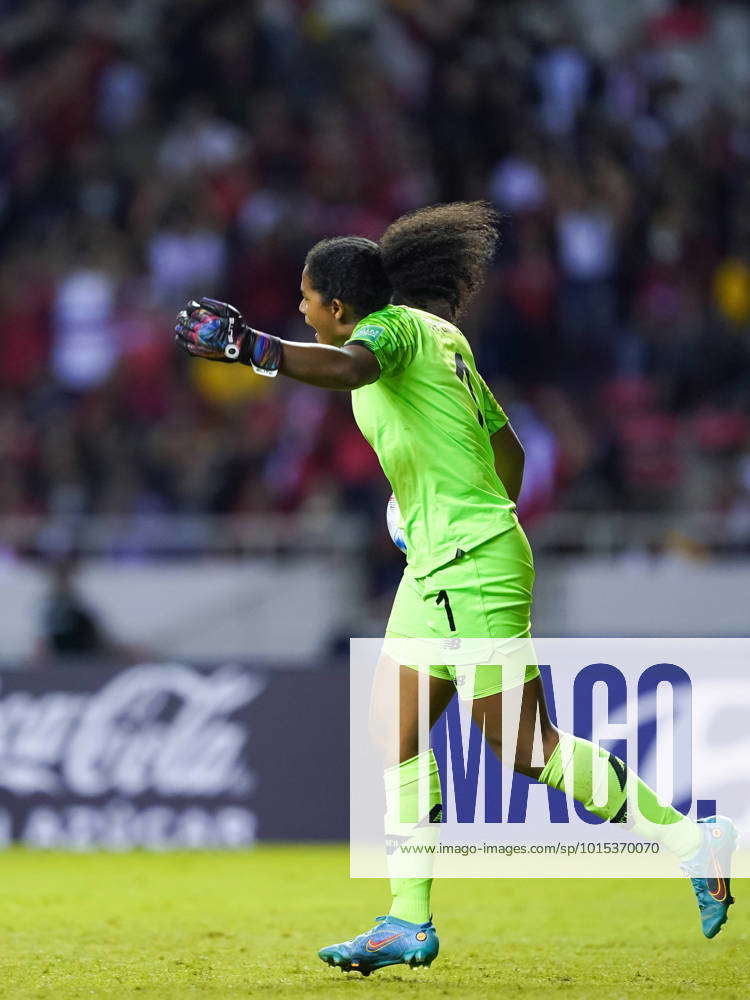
[279,341,380,390]
[491,422,525,503]
[174,297,380,391]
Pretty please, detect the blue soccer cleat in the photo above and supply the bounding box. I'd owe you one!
[318,914,439,976]
[681,815,738,939]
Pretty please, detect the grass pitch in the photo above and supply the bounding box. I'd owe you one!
[1,846,748,999]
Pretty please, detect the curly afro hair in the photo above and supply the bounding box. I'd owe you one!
[379,201,500,319]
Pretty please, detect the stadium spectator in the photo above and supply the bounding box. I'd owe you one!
[1,0,750,571]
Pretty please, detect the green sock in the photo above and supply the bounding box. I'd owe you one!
[385,750,441,924]
[539,733,702,860]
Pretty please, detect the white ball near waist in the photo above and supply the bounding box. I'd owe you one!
[386,493,407,554]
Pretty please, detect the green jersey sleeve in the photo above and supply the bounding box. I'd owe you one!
[476,372,508,434]
[346,312,417,378]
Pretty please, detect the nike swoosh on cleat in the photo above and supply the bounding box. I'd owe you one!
[708,877,727,902]
[365,932,403,951]
[707,846,728,901]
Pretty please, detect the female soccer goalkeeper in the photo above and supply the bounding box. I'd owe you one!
[175,202,735,976]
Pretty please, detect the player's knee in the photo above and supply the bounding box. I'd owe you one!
[398,733,420,765]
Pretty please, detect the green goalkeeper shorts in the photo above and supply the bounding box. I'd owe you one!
[384,521,538,700]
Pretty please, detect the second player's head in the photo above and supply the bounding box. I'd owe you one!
[299,201,500,344]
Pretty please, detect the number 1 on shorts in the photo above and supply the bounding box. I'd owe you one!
[436,589,456,631]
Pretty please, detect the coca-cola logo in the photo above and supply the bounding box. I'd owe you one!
[0,664,264,798]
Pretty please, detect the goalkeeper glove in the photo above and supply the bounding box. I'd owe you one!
[174,297,282,377]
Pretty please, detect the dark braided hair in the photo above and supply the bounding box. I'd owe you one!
[380,201,499,319]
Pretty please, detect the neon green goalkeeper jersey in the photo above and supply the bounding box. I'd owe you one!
[346,304,517,578]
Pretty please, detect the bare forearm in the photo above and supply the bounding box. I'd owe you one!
[279,341,363,390]
[278,340,380,390]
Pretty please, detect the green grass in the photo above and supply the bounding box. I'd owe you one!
[1,846,748,999]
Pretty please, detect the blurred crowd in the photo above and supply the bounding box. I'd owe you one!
[2,0,750,583]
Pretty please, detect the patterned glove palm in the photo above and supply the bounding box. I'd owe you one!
[174,297,282,376]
